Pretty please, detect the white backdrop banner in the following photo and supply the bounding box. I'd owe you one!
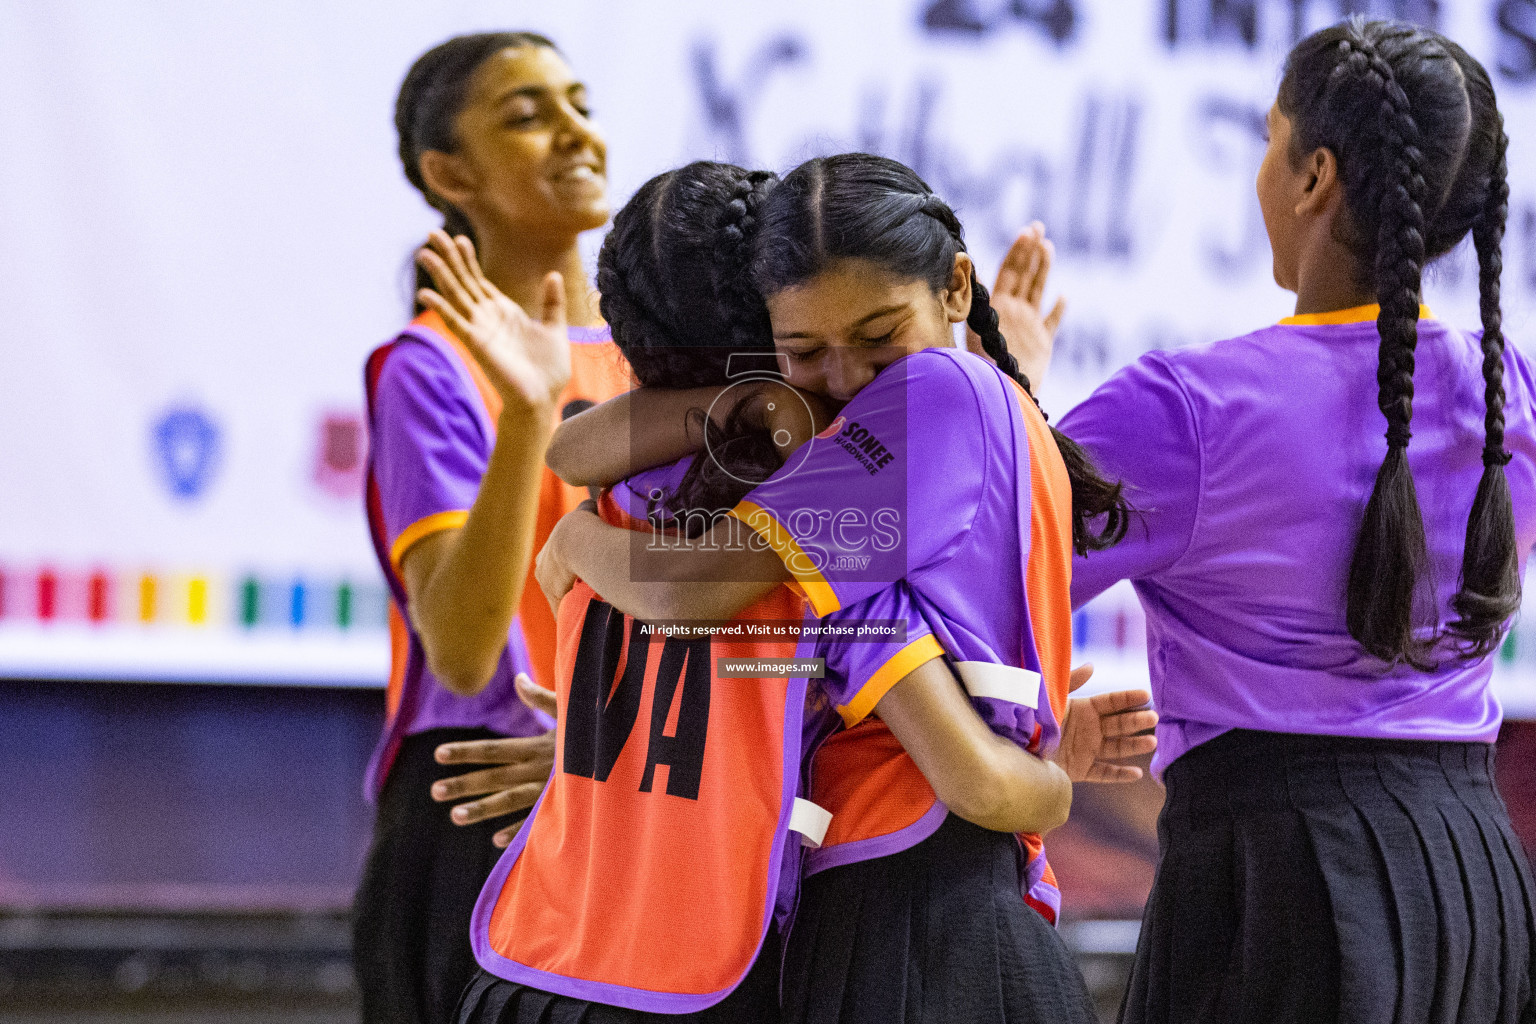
[2,0,1534,703]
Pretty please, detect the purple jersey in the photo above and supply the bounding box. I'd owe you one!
[1063,307,1536,775]
[609,457,941,749]
[729,348,1059,753]
[725,349,1072,917]
[361,323,614,796]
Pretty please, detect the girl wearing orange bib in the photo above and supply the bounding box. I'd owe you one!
[355,33,628,1024]
[434,162,1077,1022]
[537,155,1154,1023]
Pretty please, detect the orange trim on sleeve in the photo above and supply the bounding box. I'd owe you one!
[836,634,945,728]
[1279,303,1433,326]
[390,509,470,570]
[727,500,842,616]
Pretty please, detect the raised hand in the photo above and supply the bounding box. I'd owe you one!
[1050,663,1158,784]
[416,229,573,411]
[970,223,1066,391]
[432,673,559,847]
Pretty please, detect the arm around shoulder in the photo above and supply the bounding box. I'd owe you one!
[545,386,733,487]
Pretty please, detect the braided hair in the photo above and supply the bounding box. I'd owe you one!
[596,162,782,529]
[749,153,1130,555]
[1279,19,1519,667]
[1445,43,1521,655]
[394,32,557,310]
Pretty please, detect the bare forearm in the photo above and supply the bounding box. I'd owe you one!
[546,387,723,487]
[960,735,1073,834]
[876,660,1073,835]
[552,511,786,621]
[408,403,554,693]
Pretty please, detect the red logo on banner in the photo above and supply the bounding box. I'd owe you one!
[313,411,365,500]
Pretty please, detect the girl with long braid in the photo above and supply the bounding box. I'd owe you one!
[537,153,1152,1023]
[418,161,1078,1023]
[356,33,630,1024]
[1039,19,1536,1023]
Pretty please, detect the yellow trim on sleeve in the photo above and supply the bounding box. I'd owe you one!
[1279,303,1434,326]
[727,500,842,617]
[390,510,470,570]
[836,634,946,728]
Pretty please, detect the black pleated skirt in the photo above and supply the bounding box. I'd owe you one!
[455,927,782,1024]
[782,812,1097,1024]
[1122,729,1536,1024]
[354,728,525,1024]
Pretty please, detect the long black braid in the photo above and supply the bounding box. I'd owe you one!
[394,32,556,311]
[668,170,784,524]
[1341,32,1438,668]
[1281,19,1519,667]
[1451,110,1522,651]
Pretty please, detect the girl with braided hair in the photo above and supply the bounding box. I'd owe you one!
[538,152,1152,1023]
[356,33,630,1024]
[1041,18,1536,1023]
[430,160,1077,1023]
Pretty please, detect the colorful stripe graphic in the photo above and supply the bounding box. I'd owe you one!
[139,575,158,623]
[0,564,388,633]
[2,562,1534,679]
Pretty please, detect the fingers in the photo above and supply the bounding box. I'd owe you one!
[993,232,1027,298]
[434,734,553,766]
[535,548,560,617]
[417,288,476,345]
[535,543,576,617]
[1084,763,1144,784]
[419,232,481,313]
[438,230,488,305]
[1068,662,1095,693]
[538,271,567,329]
[415,250,472,318]
[1097,733,1158,760]
[453,234,492,303]
[993,223,1043,298]
[515,672,559,718]
[431,758,553,803]
[1088,688,1152,715]
[493,824,522,848]
[1043,296,1066,336]
[1026,234,1053,308]
[1099,709,1159,738]
[449,782,545,826]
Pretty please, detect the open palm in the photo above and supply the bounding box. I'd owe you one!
[970,223,1066,391]
[416,229,572,409]
[1051,664,1158,783]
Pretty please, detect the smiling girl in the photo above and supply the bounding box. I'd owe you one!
[356,33,630,1024]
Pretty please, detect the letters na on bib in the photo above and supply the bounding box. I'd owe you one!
[468,486,814,1013]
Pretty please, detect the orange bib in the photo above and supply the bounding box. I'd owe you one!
[470,496,818,1012]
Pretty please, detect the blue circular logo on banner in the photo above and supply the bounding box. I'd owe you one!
[153,405,222,500]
